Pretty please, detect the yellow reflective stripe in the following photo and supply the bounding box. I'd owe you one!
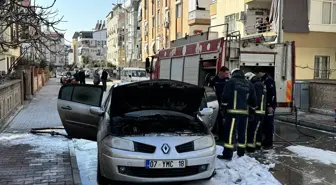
[224,143,234,148]
[253,121,261,146]
[245,117,248,145]
[256,142,262,146]
[233,90,237,109]
[261,94,264,111]
[255,110,265,114]
[229,118,235,145]
[238,143,246,148]
[227,109,248,114]
[247,143,255,148]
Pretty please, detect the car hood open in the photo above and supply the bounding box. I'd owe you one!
[110,80,205,117]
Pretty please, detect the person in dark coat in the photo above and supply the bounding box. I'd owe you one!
[245,72,267,153]
[78,69,86,84]
[101,69,108,91]
[73,70,80,83]
[93,70,100,85]
[253,66,277,150]
[208,66,230,140]
[217,68,257,160]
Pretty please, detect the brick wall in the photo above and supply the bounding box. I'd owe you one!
[309,80,336,111]
[0,80,22,126]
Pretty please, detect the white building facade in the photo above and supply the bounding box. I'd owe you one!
[40,32,66,67]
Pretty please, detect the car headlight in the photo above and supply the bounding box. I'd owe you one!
[194,136,214,150]
[103,136,134,151]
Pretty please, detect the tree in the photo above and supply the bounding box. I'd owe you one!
[0,0,65,72]
[81,55,90,65]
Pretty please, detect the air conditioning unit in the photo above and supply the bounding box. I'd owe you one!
[235,11,245,21]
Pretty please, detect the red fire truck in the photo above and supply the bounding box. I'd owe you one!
[145,30,295,114]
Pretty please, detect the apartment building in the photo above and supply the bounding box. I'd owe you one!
[73,21,107,67]
[210,0,336,80]
[106,5,126,67]
[141,0,212,62]
[40,32,66,67]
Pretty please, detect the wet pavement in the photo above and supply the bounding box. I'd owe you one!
[73,122,336,185]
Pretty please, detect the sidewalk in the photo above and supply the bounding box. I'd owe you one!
[0,78,81,185]
[276,112,336,133]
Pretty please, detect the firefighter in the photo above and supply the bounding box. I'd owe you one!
[208,66,230,140]
[253,67,277,150]
[217,68,257,160]
[244,72,267,153]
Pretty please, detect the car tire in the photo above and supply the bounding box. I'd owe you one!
[97,157,110,185]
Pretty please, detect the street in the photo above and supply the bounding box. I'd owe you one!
[0,78,335,185]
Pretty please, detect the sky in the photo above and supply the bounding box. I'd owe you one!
[35,0,119,44]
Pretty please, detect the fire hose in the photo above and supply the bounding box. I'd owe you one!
[30,127,72,139]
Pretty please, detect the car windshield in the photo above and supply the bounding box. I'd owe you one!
[131,70,147,77]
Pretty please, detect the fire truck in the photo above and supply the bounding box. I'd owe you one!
[145,29,295,114]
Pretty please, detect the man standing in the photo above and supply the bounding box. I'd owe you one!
[244,72,267,153]
[253,67,277,150]
[101,69,108,91]
[218,68,257,160]
[208,66,230,140]
[78,68,86,84]
[73,70,80,83]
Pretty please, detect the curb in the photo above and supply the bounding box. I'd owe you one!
[275,116,336,133]
[69,140,82,185]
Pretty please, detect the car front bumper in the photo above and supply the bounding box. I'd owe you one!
[99,144,216,183]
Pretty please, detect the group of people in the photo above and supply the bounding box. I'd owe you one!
[209,66,276,161]
[72,69,109,91]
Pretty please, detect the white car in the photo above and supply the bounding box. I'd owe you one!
[57,80,216,184]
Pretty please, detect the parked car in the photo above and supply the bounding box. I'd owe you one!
[57,80,216,184]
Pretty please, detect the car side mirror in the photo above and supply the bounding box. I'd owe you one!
[90,107,105,116]
[199,107,213,116]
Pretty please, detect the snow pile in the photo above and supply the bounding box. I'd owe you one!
[287,145,336,165]
[187,146,281,185]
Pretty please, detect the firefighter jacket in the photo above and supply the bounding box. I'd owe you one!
[209,75,230,103]
[251,76,267,115]
[260,74,277,110]
[221,71,257,115]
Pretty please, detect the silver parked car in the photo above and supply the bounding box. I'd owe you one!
[57,80,217,184]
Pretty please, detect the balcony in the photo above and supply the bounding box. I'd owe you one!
[188,9,210,26]
[210,1,216,16]
[245,0,271,4]
[244,22,277,42]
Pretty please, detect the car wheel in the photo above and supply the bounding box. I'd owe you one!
[97,157,110,185]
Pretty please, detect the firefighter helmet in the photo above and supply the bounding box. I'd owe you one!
[245,72,255,81]
[231,68,240,75]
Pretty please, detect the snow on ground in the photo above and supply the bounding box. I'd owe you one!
[73,140,281,185]
[286,145,336,165]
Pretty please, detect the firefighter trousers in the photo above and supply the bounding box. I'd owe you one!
[246,114,264,152]
[262,115,274,148]
[222,114,248,158]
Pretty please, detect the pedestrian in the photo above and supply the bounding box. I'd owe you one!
[253,66,277,150]
[74,70,80,83]
[101,69,108,91]
[93,70,100,85]
[208,66,230,140]
[78,68,86,84]
[217,68,257,160]
[244,72,267,153]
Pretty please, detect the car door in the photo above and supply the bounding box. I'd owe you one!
[205,88,219,129]
[57,84,104,141]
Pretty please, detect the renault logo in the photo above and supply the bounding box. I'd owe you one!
[161,143,170,154]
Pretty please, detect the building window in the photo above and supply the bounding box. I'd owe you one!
[314,56,330,79]
[176,3,182,18]
[225,14,236,33]
[165,0,169,7]
[152,15,155,27]
[322,1,336,24]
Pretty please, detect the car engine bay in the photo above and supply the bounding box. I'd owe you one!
[110,114,209,136]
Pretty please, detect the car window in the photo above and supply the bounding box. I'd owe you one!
[206,90,217,102]
[104,90,112,109]
[59,85,103,107]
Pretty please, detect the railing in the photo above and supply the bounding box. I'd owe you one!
[245,22,274,35]
[188,9,210,21]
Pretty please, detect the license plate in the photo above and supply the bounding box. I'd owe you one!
[145,160,186,169]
